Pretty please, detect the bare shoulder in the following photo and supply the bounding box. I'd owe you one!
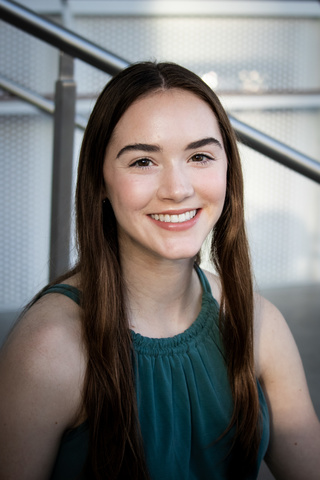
[5,286,85,392]
[1,287,86,418]
[252,292,298,379]
[0,287,86,478]
[253,293,320,479]
[252,291,315,412]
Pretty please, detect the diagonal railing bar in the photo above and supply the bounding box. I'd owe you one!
[230,116,320,183]
[0,0,129,75]
[0,74,54,113]
[0,0,320,184]
[0,74,87,129]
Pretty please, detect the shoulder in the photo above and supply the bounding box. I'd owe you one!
[252,293,298,379]
[1,286,86,426]
[15,281,83,362]
[253,293,320,478]
[252,291,314,409]
[0,287,86,477]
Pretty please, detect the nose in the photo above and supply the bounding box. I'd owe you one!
[157,163,194,202]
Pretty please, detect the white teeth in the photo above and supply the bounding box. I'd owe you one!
[151,210,197,223]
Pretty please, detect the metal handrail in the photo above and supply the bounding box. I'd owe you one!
[0,0,129,76]
[230,116,320,183]
[1,0,320,184]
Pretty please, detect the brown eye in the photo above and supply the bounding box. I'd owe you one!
[131,158,153,168]
[193,154,205,162]
[190,154,213,163]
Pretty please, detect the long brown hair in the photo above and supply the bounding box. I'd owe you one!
[73,62,260,478]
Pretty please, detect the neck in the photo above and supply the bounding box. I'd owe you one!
[120,254,202,338]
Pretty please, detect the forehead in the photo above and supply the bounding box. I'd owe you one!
[110,88,223,145]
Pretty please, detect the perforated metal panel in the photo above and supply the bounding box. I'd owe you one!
[73,16,320,95]
[238,109,320,287]
[0,20,58,95]
[0,114,53,308]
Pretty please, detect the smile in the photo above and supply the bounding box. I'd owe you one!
[150,210,197,223]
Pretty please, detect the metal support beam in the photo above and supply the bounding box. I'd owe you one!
[49,52,76,282]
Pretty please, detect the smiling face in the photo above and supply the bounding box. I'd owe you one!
[103,88,228,263]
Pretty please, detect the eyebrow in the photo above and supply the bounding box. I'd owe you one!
[185,137,223,150]
[116,137,223,159]
[116,143,160,159]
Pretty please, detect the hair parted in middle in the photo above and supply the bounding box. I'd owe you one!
[74,61,260,479]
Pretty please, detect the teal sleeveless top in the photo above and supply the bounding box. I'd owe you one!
[46,267,269,480]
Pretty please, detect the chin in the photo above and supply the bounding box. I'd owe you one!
[159,248,200,262]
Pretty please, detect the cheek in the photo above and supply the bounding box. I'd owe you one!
[199,171,227,205]
[106,174,156,212]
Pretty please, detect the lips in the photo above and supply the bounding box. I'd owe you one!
[150,209,197,223]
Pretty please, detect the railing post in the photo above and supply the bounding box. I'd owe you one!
[49,51,76,282]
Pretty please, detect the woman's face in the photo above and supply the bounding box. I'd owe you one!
[103,88,228,263]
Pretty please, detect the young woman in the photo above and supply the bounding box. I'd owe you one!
[0,62,319,480]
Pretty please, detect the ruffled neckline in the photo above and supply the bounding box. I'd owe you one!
[130,289,219,356]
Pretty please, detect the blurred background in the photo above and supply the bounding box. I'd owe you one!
[1,2,319,478]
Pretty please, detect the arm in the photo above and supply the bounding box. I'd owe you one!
[256,296,320,480]
[0,295,85,480]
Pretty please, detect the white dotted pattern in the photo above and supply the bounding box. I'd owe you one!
[73,17,320,95]
[0,115,53,308]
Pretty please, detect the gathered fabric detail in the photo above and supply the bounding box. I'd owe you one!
[131,292,220,356]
